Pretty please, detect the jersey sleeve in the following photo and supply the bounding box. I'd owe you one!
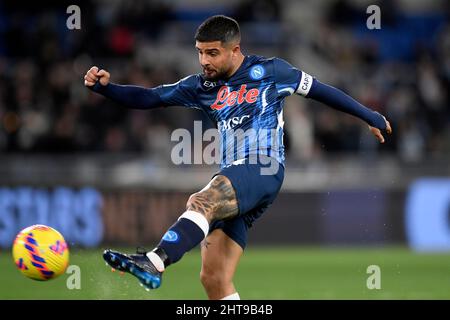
[273,58,314,98]
[153,75,200,108]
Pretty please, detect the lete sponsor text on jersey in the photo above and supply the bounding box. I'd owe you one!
[210,84,260,110]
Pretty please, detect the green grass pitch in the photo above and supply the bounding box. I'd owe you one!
[1,246,449,299]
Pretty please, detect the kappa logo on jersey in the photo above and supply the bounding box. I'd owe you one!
[249,65,265,80]
[210,84,260,110]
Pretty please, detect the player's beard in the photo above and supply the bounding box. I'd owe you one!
[202,66,229,81]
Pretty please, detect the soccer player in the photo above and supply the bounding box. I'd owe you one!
[84,15,392,300]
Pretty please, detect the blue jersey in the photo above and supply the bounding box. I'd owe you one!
[153,55,314,168]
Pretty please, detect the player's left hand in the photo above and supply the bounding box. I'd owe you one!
[369,115,392,144]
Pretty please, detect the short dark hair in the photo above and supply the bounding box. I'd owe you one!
[195,15,240,44]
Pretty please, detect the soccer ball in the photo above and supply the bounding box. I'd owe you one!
[12,224,69,281]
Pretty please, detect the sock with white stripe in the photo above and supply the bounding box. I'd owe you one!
[220,292,241,300]
[153,210,209,268]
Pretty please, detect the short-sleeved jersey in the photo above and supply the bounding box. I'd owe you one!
[154,55,314,168]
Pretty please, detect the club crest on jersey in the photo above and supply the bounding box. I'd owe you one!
[162,230,179,242]
[210,84,259,110]
[249,65,265,80]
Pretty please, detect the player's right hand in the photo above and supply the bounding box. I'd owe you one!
[369,114,392,144]
[84,66,110,87]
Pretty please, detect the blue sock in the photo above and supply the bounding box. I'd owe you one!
[155,211,209,267]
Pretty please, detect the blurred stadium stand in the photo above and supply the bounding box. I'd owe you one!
[0,0,449,250]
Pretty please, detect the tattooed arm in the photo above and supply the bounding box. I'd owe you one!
[186,175,239,223]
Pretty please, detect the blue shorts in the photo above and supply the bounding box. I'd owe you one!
[209,156,284,250]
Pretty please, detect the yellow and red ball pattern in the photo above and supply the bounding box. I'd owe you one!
[12,225,69,281]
